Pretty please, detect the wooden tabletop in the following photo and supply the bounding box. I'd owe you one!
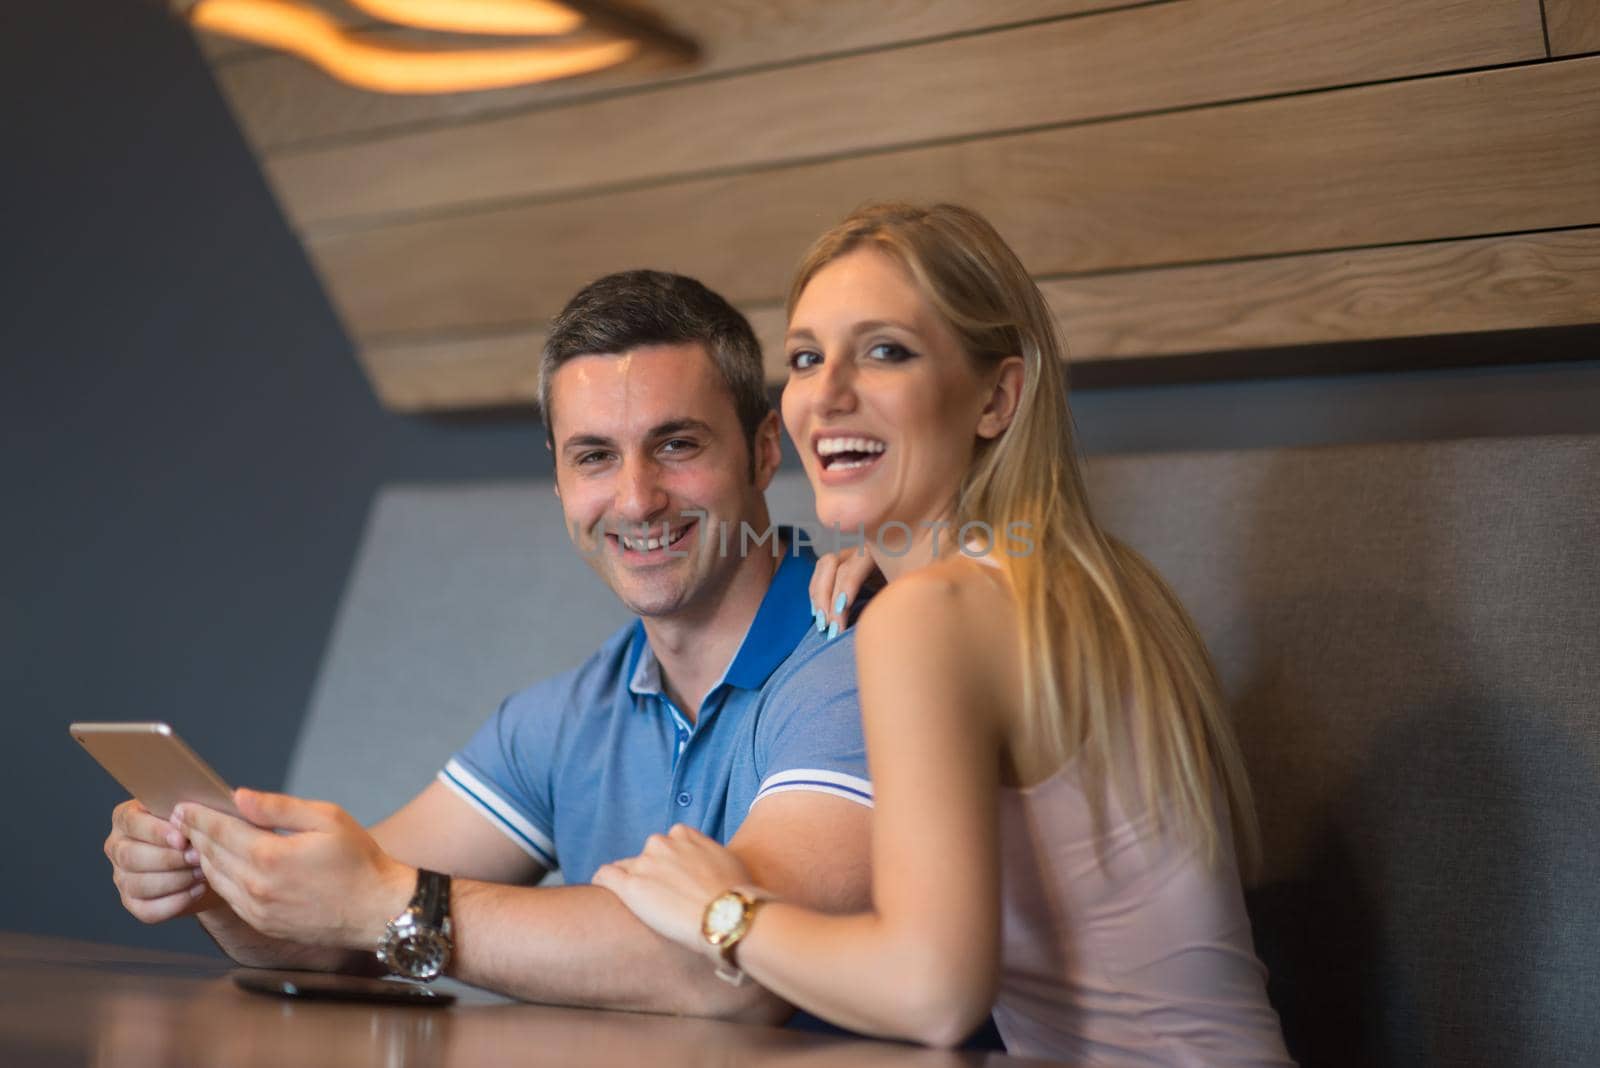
[0,932,1057,1067]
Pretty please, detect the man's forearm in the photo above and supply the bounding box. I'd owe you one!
[449,881,789,1021]
[195,903,373,974]
[199,878,786,1017]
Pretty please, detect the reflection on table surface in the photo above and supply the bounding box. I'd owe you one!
[0,933,1062,1067]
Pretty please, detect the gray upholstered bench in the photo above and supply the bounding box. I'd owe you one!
[1091,435,1600,1068]
[291,436,1600,1068]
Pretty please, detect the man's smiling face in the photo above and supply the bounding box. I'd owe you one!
[548,342,775,619]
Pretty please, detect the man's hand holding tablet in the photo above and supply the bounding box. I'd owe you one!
[72,722,237,924]
[78,722,412,956]
[169,787,415,952]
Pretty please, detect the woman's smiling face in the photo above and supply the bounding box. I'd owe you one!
[782,247,1001,546]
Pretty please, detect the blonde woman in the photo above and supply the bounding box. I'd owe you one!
[595,203,1292,1063]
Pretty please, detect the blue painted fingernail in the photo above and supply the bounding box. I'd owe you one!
[827,620,840,640]
[815,607,827,633]
[833,592,847,614]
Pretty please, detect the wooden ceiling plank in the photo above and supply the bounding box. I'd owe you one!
[360,227,1600,411]
[1544,0,1600,55]
[207,0,1119,152]
[309,57,1600,344]
[1054,226,1600,360]
[268,0,1546,231]
[360,304,789,411]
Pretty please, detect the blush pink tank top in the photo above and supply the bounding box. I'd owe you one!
[994,766,1294,1065]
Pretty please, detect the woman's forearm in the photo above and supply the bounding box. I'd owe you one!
[734,903,996,1048]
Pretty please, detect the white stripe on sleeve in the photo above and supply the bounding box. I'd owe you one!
[752,768,874,810]
[439,758,558,868]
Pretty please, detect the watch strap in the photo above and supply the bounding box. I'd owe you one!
[378,869,454,981]
[411,868,451,927]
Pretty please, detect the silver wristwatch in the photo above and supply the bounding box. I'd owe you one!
[376,869,453,982]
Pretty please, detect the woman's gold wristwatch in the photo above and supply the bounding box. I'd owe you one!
[700,889,767,986]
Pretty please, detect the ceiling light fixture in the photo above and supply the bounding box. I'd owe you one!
[173,0,695,95]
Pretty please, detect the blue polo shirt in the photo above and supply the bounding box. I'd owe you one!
[438,544,872,885]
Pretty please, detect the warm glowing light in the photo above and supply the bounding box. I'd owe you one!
[187,0,638,94]
[348,0,583,37]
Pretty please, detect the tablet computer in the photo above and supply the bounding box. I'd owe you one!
[69,721,241,820]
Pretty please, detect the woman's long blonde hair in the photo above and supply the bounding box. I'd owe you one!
[788,203,1259,872]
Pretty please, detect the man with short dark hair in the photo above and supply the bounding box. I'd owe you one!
[103,271,871,1021]
[541,270,773,467]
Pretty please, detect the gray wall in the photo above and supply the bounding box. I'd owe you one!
[3,0,1598,957]
[0,1,553,955]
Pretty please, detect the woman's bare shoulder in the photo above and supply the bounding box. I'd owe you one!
[853,557,1023,743]
[856,555,1018,667]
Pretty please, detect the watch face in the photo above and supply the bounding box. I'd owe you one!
[705,893,746,940]
[392,930,451,980]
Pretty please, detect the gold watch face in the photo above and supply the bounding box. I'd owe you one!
[702,892,748,945]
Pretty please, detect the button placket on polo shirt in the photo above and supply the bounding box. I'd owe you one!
[662,697,692,772]
[666,685,732,823]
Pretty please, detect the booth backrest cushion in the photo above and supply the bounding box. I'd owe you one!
[1087,434,1599,1068]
